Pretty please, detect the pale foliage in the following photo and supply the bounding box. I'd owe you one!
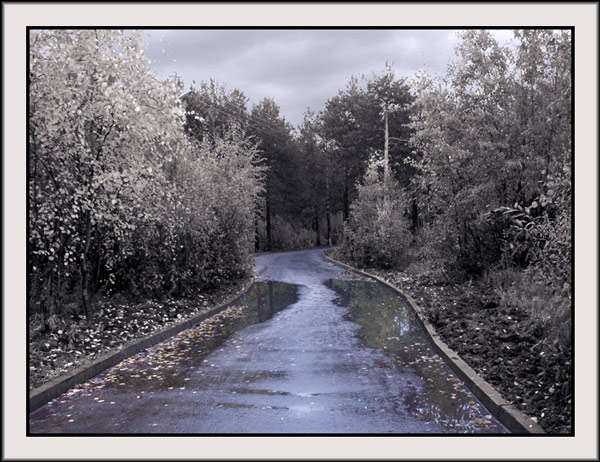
[343,160,411,269]
[29,30,264,317]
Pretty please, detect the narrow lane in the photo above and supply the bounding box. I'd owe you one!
[30,248,506,433]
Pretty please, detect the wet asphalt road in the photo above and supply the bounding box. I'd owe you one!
[29,248,506,433]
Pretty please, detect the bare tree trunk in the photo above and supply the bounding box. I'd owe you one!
[384,105,390,187]
[265,193,272,251]
[80,215,93,320]
[314,207,321,247]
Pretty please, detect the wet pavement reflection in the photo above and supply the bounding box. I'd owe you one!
[29,281,299,432]
[30,249,507,434]
[327,279,506,432]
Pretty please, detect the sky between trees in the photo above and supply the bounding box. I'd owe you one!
[143,29,515,127]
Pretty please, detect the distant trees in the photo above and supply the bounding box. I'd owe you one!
[30,29,571,333]
[297,109,330,247]
[29,30,263,327]
[248,98,299,251]
[182,83,323,252]
[178,69,416,254]
[320,71,414,221]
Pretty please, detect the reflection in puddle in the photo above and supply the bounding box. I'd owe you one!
[31,281,300,420]
[103,281,299,390]
[326,279,506,433]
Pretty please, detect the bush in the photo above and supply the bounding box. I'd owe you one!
[29,30,264,320]
[341,160,412,269]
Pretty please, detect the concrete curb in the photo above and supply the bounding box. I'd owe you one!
[323,253,545,434]
[29,278,256,413]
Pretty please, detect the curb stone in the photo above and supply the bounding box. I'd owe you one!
[323,253,545,434]
[29,278,256,413]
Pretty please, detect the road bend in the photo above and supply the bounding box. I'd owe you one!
[29,248,507,433]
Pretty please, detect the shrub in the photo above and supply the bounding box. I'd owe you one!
[29,29,264,320]
[341,160,412,269]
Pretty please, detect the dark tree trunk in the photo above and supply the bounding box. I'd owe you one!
[265,194,272,251]
[314,207,321,247]
[40,269,55,332]
[325,161,332,246]
[254,212,260,252]
[410,196,419,234]
[326,212,332,246]
[343,180,349,222]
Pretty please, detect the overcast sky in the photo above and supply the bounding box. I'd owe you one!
[143,29,514,128]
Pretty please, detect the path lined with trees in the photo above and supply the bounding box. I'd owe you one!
[29,29,572,433]
[29,249,507,434]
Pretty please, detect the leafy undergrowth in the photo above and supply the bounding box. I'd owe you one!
[29,276,252,391]
[327,253,572,434]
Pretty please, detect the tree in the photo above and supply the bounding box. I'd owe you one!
[367,65,414,187]
[181,79,249,144]
[297,108,329,246]
[248,97,296,251]
[342,157,411,269]
[29,30,265,325]
[320,76,374,221]
[29,30,187,320]
[407,30,571,278]
[320,72,414,221]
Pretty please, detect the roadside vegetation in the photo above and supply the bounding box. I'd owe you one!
[332,30,572,433]
[29,31,262,387]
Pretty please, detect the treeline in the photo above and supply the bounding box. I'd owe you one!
[342,30,571,271]
[29,29,571,341]
[29,30,264,325]
[181,68,415,252]
[338,30,572,348]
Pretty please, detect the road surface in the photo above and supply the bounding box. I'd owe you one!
[29,248,506,433]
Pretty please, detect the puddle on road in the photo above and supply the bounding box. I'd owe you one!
[30,281,300,427]
[326,279,506,433]
[102,281,299,391]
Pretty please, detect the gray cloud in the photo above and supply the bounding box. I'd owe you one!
[142,29,507,127]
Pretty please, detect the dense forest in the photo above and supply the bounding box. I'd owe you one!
[29,29,572,431]
[28,29,417,321]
